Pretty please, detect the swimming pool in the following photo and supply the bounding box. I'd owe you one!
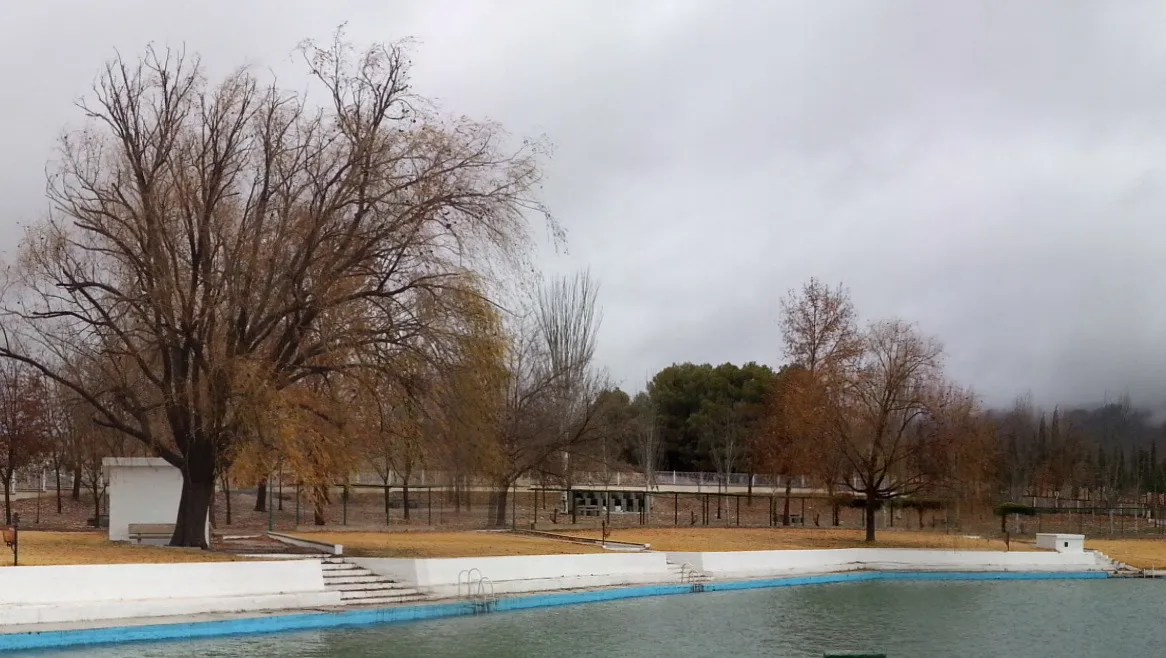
[29,578,1166,657]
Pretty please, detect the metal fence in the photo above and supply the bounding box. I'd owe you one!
[347,469,826,492]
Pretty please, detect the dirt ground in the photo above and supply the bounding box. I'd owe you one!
[289,530,603,558]
[0,531,236,567]
[557,527,1036,552]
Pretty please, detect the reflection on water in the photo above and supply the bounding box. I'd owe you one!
[34,580,1166,658]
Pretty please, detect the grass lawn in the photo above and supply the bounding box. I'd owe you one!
[290,530,604,558]
[559,527,1037,553]
[0,531,235,567]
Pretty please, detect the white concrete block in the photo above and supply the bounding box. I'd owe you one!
[1035,533,1085,553]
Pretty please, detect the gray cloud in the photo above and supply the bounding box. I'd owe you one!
[3,1,1165,410]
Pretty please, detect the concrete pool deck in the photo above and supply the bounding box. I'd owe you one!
[0,569,1115,653]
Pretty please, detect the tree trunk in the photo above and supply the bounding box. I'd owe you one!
[221,474,233,526]
[169,462,215,548]
[782,478,793,526]
[864,490,878,542]
[55,463,63,514]
[2,473,10,525]
[254,478,267,513]
[402,483,411,522]
[313,485,328,526]
[71,464,82,501]
[90,486,101,523]
[493,479,511,527]
[383,480,391,524]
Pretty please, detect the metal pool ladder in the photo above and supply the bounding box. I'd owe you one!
[457,568,498,613]
[679,562,710,592]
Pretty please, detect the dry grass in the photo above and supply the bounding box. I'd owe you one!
[0,531,236,567]
[291,530,605,558]
[1087,539,1166,570]
[561,527,1037,553]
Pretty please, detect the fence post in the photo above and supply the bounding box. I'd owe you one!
[674,493,678,526]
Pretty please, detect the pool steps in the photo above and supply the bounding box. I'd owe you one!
[321,557,433,605]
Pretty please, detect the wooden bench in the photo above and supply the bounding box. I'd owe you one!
[127,523,175,543]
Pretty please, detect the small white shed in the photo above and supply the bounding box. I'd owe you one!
[102,457,209,546]
[1035,533,1085,553]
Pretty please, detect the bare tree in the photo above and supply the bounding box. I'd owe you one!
[0,359,50,524]
[631,393,662,492]
[777,279,863,524]
[1,31,550,546]
[779,278,864,378]
[834,319,948,541]
[487,271,604,526]
[362,365,428,523]
[44,380,83,515]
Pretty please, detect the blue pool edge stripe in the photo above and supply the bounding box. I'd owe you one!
[0,569,1112,652]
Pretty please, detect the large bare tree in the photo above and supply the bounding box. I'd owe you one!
[835,319,948,541]
[1,32,549,546]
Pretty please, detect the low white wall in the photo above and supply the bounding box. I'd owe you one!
[0,560,340,625]
[351,553,672,597]
[666,548,1104,580]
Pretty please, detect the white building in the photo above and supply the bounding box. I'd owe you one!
[1035,533,1085,553]
[101,458,209,546]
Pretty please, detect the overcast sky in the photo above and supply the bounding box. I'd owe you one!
[3,1,1166,410]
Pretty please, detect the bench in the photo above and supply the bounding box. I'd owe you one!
[127,523,175,543]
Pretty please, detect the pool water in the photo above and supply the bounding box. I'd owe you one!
[34,579,1166,657]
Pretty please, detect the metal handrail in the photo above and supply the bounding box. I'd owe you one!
[457,568,483,599]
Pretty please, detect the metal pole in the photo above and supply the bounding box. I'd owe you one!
[342,485,348,526]
[511,481,517,530]
[429,487,434,526]
[674,492,679,526]
[295,483,301,526]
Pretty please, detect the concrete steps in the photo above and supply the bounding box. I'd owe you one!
[321,557,430,606]
[1089,549,1140,576]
